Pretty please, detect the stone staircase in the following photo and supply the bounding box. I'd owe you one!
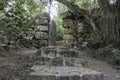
[30,46,104,80]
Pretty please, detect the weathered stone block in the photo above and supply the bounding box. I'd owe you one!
[58,49,78,58]
[37,25,48,31]
[36,47,78,58]
[65,58,76,66]
[57,76,81,80]
[52,57,64,66]
[78,37,84,42]
[82,71,104,80]
[30,74,56,80]
[64,28,74,34]
[63,19,73,28]
[40,40,48,46]
[30,66,104,80]
[78,23,84,32]
[40,46,57,58]
[74,58,88,67]
[35,32,48,40]
[63,34,74,44]
[34,57,52,65]
[36,18,48,25]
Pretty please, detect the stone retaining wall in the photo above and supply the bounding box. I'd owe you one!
[62,19,75,47]
[33,12,49,47]
[62,17,89,48]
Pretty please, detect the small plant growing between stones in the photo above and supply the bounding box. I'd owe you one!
[111,49,120,65]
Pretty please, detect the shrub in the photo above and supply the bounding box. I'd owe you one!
[54,17,64,41]
[111,49,120,65]
[87,40,106,49]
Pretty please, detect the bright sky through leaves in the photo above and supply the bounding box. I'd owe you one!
[46,0,58,19]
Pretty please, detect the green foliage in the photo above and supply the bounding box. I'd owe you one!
[97,47,120,65]
[57,3,68,17]
[54,17,64,41]
[0,0,44,50]
[26,0,39,14]
[98,46,112,58]
[0,0,7,11]
[75,0,99,9]
[2,2,34,40]
[111,49,120,65]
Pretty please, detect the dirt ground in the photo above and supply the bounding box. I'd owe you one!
[79,50,120,80]
[0,49,119,80]
[0,49,37,80]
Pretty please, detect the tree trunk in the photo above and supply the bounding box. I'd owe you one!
[48,20,56,46]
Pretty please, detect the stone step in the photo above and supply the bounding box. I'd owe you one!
[36,46,79,58]
[31,47,104,80]
[30,65,104,80]
[33,56,88,67]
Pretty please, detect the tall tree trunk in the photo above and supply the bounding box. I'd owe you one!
[48,20,56,46]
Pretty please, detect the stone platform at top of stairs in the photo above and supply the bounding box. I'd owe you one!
[30,65,104,80]
[36,46,79,58]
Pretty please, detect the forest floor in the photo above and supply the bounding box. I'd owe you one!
[0,48,120,80]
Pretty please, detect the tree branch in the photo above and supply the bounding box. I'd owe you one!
[55,0,96,30]
[55,0,89,16]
